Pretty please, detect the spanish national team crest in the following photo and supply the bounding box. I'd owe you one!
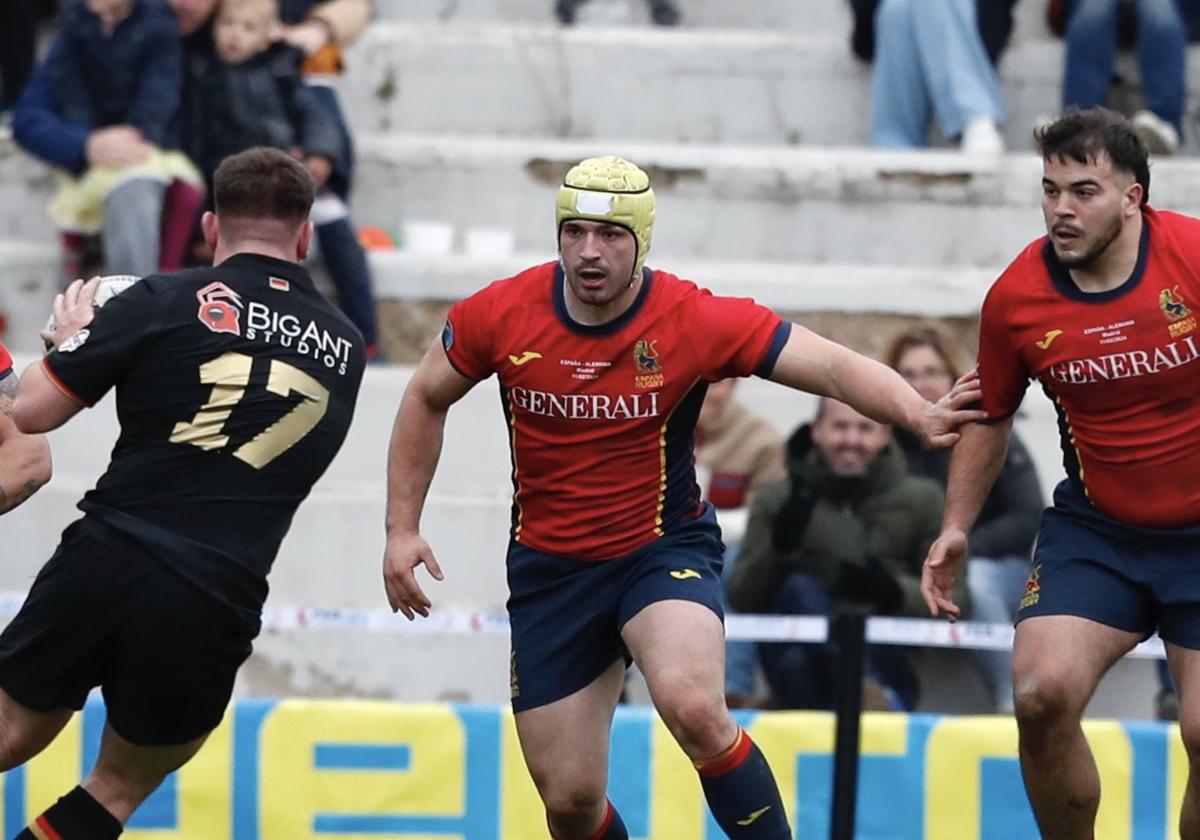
[1020,564,1041,611]
[633,339,665,389]
[195,282,243,336]
[1160,286,1196,338]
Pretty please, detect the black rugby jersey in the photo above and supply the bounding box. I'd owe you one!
[44,253,365,612]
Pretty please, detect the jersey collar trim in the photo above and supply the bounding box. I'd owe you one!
[1041,219,1150,304]
[552,264,654,336]
[221,252,315,288]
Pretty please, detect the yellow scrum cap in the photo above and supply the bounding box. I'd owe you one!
[556,156,656,278]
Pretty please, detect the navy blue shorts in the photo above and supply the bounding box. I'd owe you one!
[506,505,725,712]
[1017,480,1200,648]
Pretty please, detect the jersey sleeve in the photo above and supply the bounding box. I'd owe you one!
[44,280,161,406]
[442,288,498,381]
[976,285,1029,421]
[0,342,11,380]
[691,292,789,380]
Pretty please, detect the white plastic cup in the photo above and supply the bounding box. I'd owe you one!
[464,228,516,258]
[402,221,455,255]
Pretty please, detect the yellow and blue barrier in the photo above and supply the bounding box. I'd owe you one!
[0,699,1186,839]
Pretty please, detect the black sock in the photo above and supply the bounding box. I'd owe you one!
[14,786,122,839]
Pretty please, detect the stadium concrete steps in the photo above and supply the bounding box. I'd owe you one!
[373,0,1053,41]
[8,131,1192,271]
[346,134,1200,267]
[337,22,1070,150]
[371,0,856,31]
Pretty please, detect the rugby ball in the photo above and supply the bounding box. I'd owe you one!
[43,274,141,353]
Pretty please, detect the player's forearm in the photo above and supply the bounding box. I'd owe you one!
[13,362,86,434]
[0,431,51,514]
[384,392,448,536]
[825,346,928,431]
[768,326,927,430]
[942,419,1013,535]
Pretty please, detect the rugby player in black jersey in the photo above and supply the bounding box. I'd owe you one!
[3,148,365,839]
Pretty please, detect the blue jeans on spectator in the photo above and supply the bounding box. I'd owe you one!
[720,543,758,700]
[316,218,379,349]
[966,555,1030,712]
[1062,0,1186,135]
[757,573,920,711]
[871,0,1005,147]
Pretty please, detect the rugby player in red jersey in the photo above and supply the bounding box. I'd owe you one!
[385,155,984,840]
[922,107,1200,840]
[0,340,51,514]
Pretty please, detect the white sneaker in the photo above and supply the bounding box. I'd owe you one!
[1132,109,1180,155]
[961,117,1005,155]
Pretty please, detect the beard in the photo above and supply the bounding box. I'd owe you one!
[1054,212,1124,269]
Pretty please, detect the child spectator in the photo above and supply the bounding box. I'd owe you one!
[185,0,381,358]
[14,0,205,279]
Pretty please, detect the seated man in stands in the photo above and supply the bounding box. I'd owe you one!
[726,398,962,711]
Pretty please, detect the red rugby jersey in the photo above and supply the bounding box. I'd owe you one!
[444,262,789,560]
[978,207,1200,528]
[0,341,11,380]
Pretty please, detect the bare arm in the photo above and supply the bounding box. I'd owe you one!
[0,373,52,515]
[382,339,477,618]
[15,276,98,434]
[13,361,86,434]
[767,324,985,445]
[920,418,1013,620]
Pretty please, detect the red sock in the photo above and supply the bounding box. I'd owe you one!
[159,179,205,271]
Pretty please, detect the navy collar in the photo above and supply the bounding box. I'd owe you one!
[1042,220,1149,303]
[553,264,654,336]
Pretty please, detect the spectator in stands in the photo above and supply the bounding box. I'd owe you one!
[884,326,1042,711]
[1047,0,1188,155]
[696,379,785,513]
[12,0,206,280]
[850,0,1017,153]
[0,0,39,115]
[171,0,381,360]
[556,0,681,26]
[726,398,955,711]
[695,378,786,708]
[181,0,381,359]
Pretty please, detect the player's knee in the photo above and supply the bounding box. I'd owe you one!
[658,691,729,754]
[541,784,607,824]
[1012,670,1080,732]
[0,728,38,772]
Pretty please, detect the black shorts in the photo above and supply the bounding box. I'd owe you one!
[0,517,261,745]
[506,504,726,712]
[1017,480,1200,648]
